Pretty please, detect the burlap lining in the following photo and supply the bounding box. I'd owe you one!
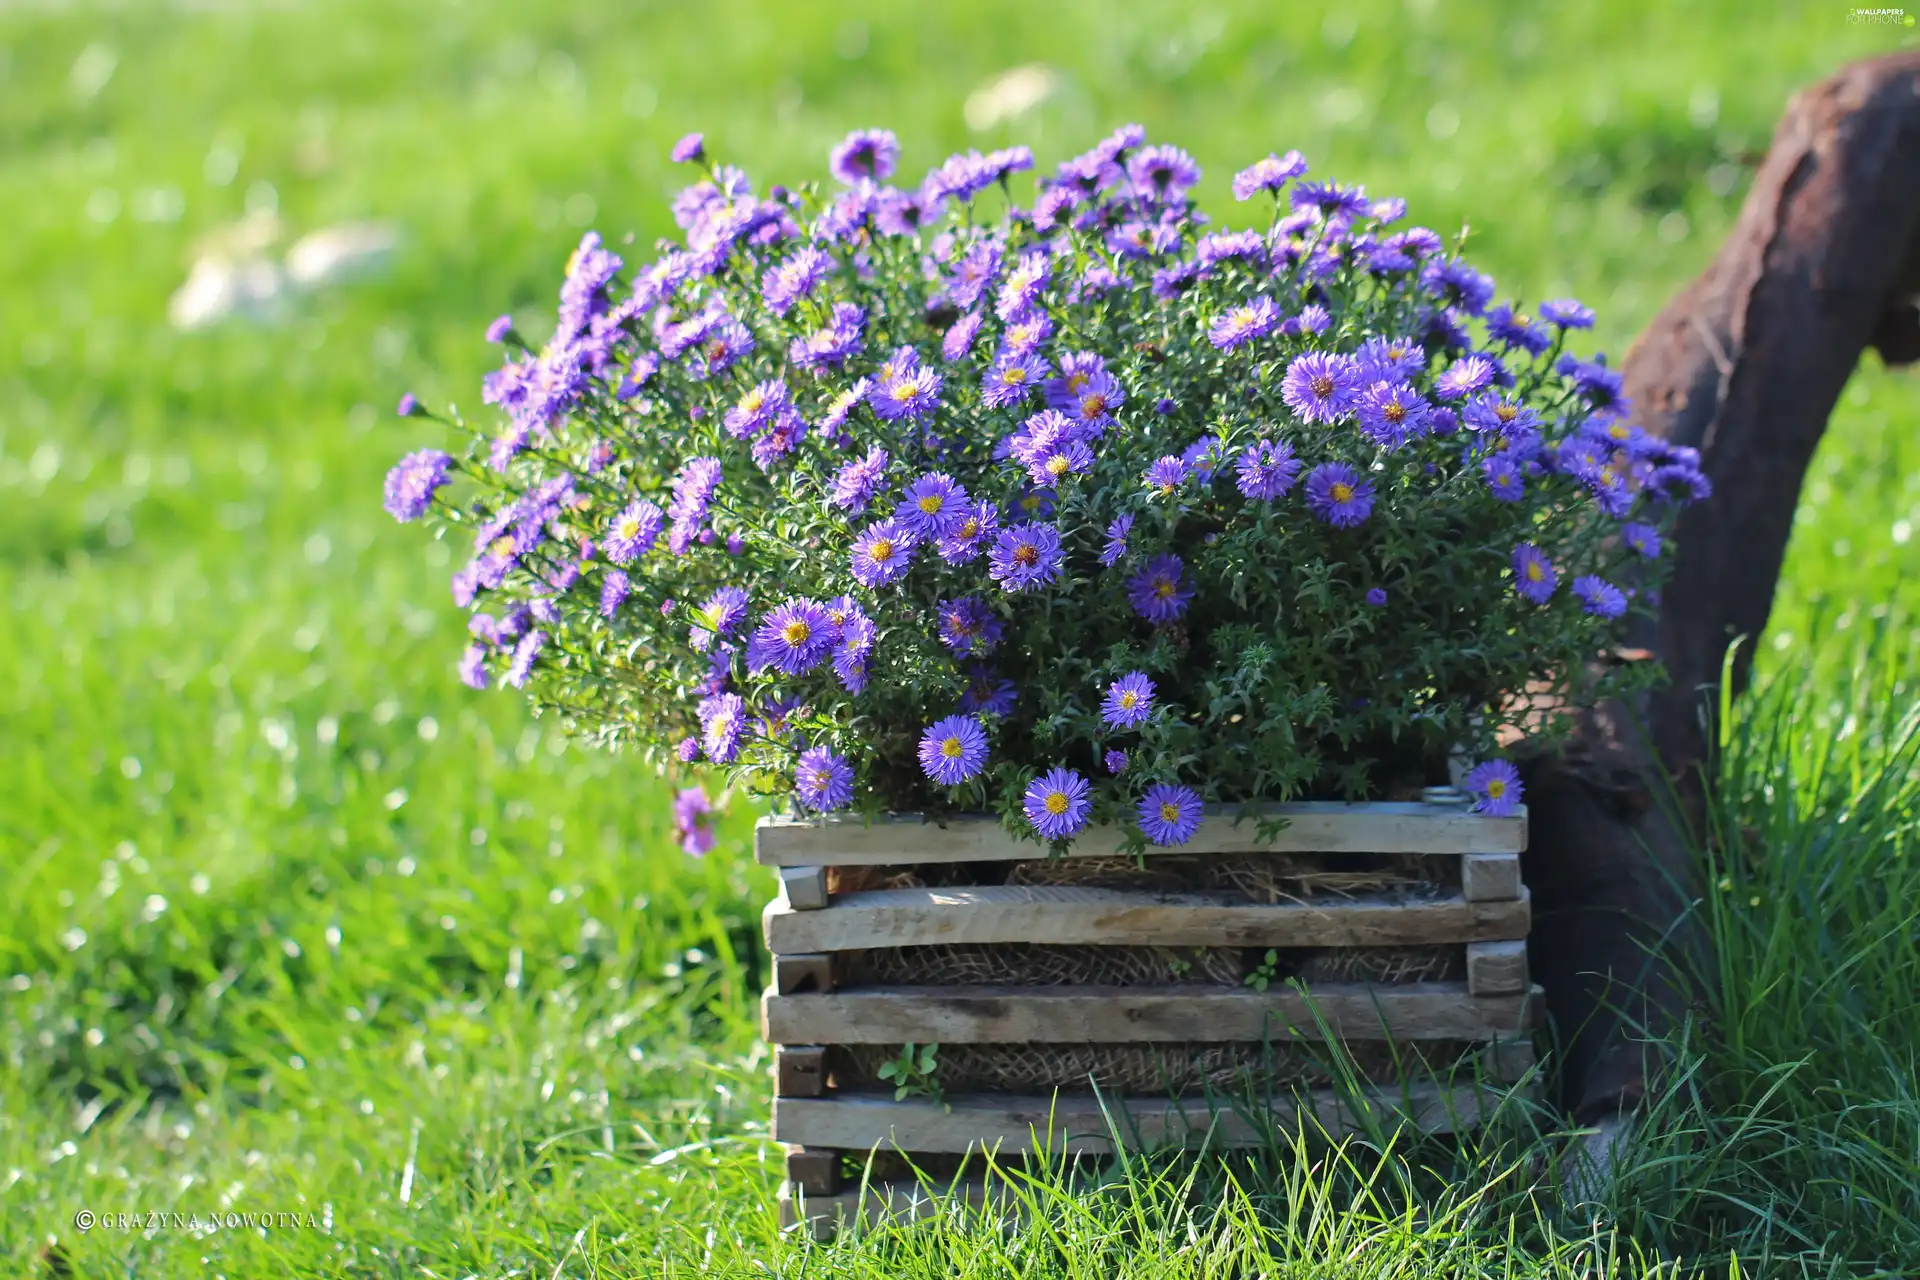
[842,942,1460,989]
[832,1039,1478,1096]
[826,851,1456,903]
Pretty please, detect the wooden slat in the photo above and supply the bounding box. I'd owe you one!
[779,866,830,910]
[776,1046,828,1097]
[764,885,1530,953]
[1465,940,1529,996]
[756,803,1527,867]
[779,1176,1017,1241]
[1460,853,1523,902]
[1479,1037,1537,1083]
[773,953,835,995]
[773,1081,1521,1154]
[762,981,1546,1045]
[784,1145,842,1196]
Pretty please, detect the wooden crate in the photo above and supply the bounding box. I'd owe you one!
[758,801,1539,1239]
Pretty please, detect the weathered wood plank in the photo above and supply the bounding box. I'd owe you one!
[761,981,1546,1045]
[1460,853,1523,903]
[773,953,835,995]
[776,1046,828,1097]
[763,886,1530,953]
[783,1145,842,1196]
[779,1176,1018,1241]
[1465,940,1530,996]
[772,1081,1522,1154]
[1479,1037,1537,1084]
[755,803,1527,866]
[779,866,831,911]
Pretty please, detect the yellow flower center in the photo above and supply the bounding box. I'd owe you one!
[1119,690,1139,709]
[918,494,945,514]
[1159,801,1181,823]
[867,538,896,564]
[782,620,811,647]
[1310,375,1334,397]
[1021,495,1041,513]
[940,737,964,759]
[1330,482,1354,503]
[1067,372,1089,394]
[1383,401,1406,424]
[1608,423,1630,440]
[1046,455,1071,477]
[1485,779,1506,799]
[1153,579,1176,600]
[1002,367,1028,385]
[1386,345,1405,361]
[1495,403,1519,423]
[958,518,980,539]
[741,390,765,412]
[1080,394,1108,418]
[1044,791,1069,815]
[1525,562,1544,582]
[1013,544,1039,567]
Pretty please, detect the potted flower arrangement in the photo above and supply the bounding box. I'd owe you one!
[385,123,1707,1230]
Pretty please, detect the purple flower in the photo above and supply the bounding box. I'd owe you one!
[1102,671,1156,729]
[1138,783,1204,847]
[1291,179,1369,221]
[1365,587,1388,607]
[942,311,985,361]
[960,665,1017,717]
[1482,455,1526,501]
[829,446,891,514]
[1486,304,1552,355]
[1421,260,1497,314]
[850,519,918,588]
[1232,150,1308,200]
[1573,575,1628,619]
[667,455,724,530]
[988,522,1064,592]
[1064,370,1124,434]
[1512,543,1557,604]
[1464,394,1541,438]
[672,787,716,859]
[1236,440,1301,501]
[947,242,1002,309]
[1355,381,1430,449]
[820,378,871,436]
[995,251,1053,320]
[873,364,943,421]
[485,314,515,344]
[1463,760,1524,818]
[937,596,1003,657]
[1045,352,1107,410]
[982,352,1048,409]
[1129,145,1202,201]
[1182,436,1226,485]
[895,472,971,536]
[689,317,754,380]
[603,499,665,564]
[789,305,867,371]
[1028,439,1094,489]
[1103,749,1129,775]
[1434,355,1495,401]
[675,737,700,764]
[829,128,900,184]
[1000,310,1055,359]
[384,449,452,522]
[1127,554,1193,624]
[692,586,750,647]
[1281,352,1360,424]
[918,715,990,786]
[671,133,706,164]
[1281,304,1332,338]
[505,629,546,688]
[1304,463,1374,528]
[458,643,489,690]
[1209,296,1281,351]
[761,249,832,316]
[1621,522,1663,559]
[1151,261,1201,302]
[1023,767,1092,841]
[1540,298,1595,330]
[794,747,855,813]
[599,569,631,618]
[748,598,835,675]
[397,392,421,418]
[1099,514,1134,566]
[1145,455,1190,496]
[833,611,876,694]
[937,500,999,564]
[1355,337,1426,385]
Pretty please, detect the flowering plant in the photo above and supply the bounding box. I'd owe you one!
[385,124,1706,847]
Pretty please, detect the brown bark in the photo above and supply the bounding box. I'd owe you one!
[1524,53,1920,1121]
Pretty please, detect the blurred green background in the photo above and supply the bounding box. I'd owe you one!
[2,1,1917,1274]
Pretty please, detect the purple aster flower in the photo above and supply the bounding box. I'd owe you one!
[1304,463,1374,528]
[396,392,421,418]
[988,522,1064,593]
[505,629,545,688]
[692,586,750,647]
[747,598,835,675]
[1045,352,1107,411]
[1196,230,1268,269]
[1280,304,1332,338]
[485,314,515,344]
[1028,439,1094,489]
[1511,543,1557,604]
[829,128,899,184]
[1063,370,1124,435]
[1102,671,1156,729]
[1127,554,1194,624]
[1621,522,1663,559]
[918,715,990,786]
[1104,749,1129,775]
[673,786,717,858]
[1006,408,1075,466]
[761,248,832,316]
[1232,150,1308,200]
[458,643,489,690]
[1000,310,1054,359]
[675,737,700,764]
[1011,486,1056,521]
[829,446,891,514]
[937,500,999,564]
[384,449,452,522]
[1023,767,1092,841]
[1281,352,1361,424]
[895,472,971,537]
[1236,440,1302,501]
[1485,304,1553,356]
[819,378,871,437]
[959,665,1017,717]
[1151,261,1201,302]
[1573,575,1628,619]
[1145,455,1190,497]
[937,596,1003,657]
[1209,296,1281,351]
[982,352,1048,409]
[1464,395,1543,441]
[850,519,918,588]
[1138,783,1204,847]
[1355,381,1430,449]
[1434,355,1496,401]
[670,133,706,164]
[603,499,664,564]
[1099,514,1134,567]
[1421,260,1497,314]
[1365,587,1388,607]
[789,305,867,371]
[942,311,985,362]
[794,747,855,813]
[668,455,723,529]
[1128,145,1201,201]
[1355,337,1426,385]
[947,242,1002,310]
[874,364,943,422]
[1482,455,1526,501]
[995,251,1053,320]
[1291,179,1369,221]
[599,569,631,618]
[1463,760,1524,818]
[688,317,754,380]
[1540,298,1596,330]
[1182,435,1227,485]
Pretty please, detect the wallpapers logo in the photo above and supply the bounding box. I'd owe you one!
[1846,7,1915,23]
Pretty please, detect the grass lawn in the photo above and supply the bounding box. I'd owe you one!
[3,1,1918,1274]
